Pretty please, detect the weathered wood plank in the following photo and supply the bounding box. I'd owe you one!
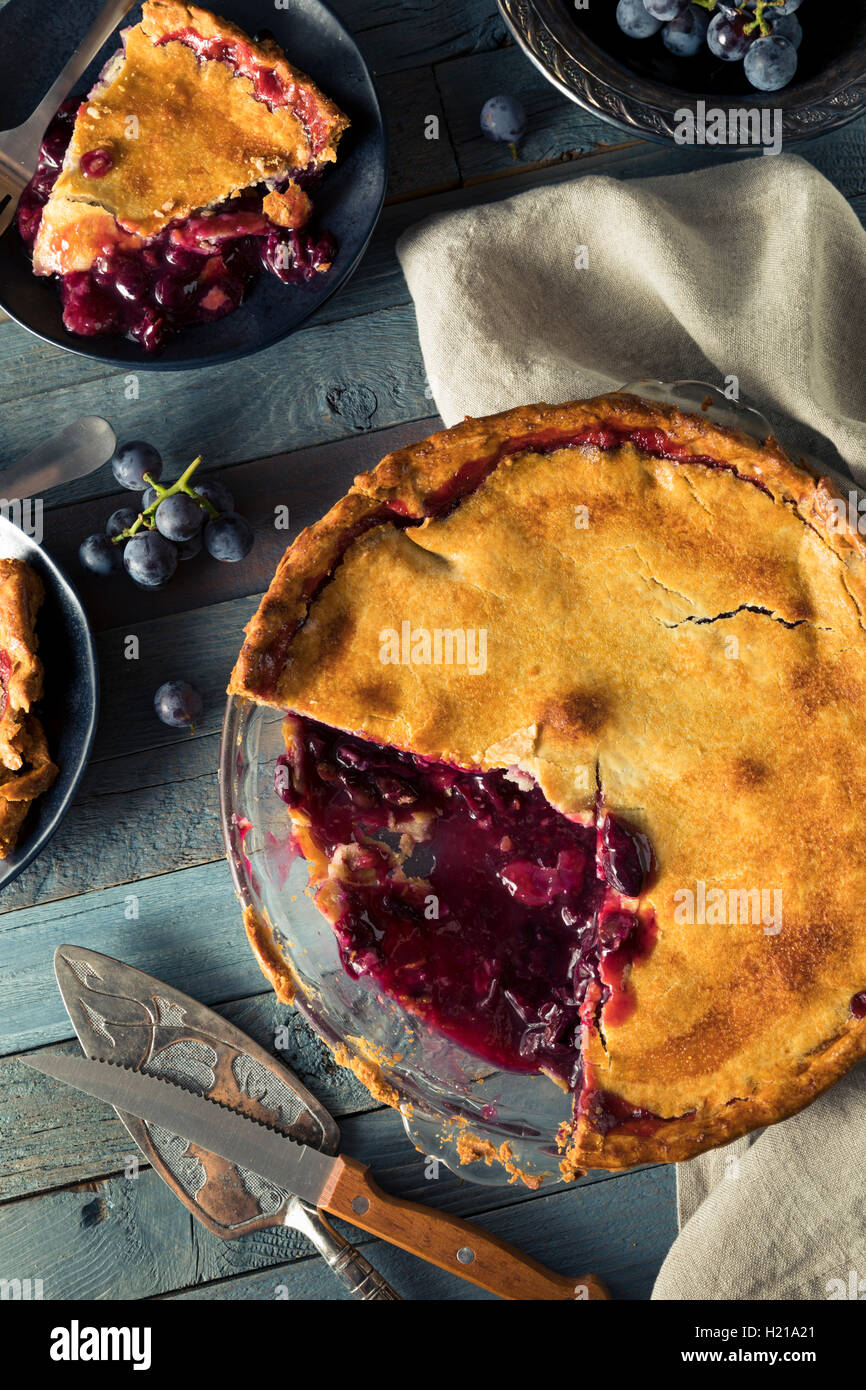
[378,66,459,199]
[434,42,635,182]
[333,0,509,77]
[0,0,509,109]
[91,594,256,759]
[0,732,225,912]
[0,302,433,509]
[0,858,267,1054]
[0,995,373,1199]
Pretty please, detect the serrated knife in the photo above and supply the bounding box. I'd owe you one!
[22,1051,609,1300]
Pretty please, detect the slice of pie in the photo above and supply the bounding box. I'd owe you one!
[229,392,866,1176]
[0,559,58,858]
[18,1,348,351]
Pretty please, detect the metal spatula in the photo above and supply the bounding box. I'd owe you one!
[1,416,116,498]
[52,944,400,1299]
[0,0,135,238]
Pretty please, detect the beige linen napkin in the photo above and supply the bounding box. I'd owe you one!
[396,153,866,477]
[396,154,866,1300]
[654,1066,866,1300]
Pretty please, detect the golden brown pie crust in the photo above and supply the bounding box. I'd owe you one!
[230,392,866,1172]
[0,559,58,858]
[33,0,348,273]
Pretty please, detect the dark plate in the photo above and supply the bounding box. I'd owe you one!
[499,0,866,146]
[0,517,99,892]
[0,0,386,369]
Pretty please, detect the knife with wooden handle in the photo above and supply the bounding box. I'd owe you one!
[22,1051,610,1301]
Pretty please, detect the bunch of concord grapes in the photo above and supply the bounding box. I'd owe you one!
[79,440,254,589]
[616,1,804,91]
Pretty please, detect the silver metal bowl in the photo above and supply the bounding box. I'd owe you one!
[499,0,866,146]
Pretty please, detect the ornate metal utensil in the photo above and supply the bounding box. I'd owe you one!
[52,944,400,1299]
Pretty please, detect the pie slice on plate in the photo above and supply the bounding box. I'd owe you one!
[18,1,349,351]
[0,559,58,858]
[229,392,866,1176]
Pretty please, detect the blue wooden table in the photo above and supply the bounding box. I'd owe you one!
[1,0,864,1302]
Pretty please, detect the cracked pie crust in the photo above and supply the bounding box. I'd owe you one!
[230,392,866,1174]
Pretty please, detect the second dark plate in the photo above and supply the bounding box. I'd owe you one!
[0,516,99,894]
[0,0,387,369]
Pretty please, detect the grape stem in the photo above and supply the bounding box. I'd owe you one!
[692,0,781,35]
[743,1,782,36]
[111,454,218,543]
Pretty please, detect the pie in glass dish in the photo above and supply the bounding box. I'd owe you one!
[17,1,349,352]
[229,392,866,1177]
[0,559,58,858]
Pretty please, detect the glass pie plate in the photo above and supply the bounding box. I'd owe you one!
[218,380,832,1186]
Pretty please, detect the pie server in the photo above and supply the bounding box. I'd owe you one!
[0,0,136,237]
[27,947,609,1301]
[0,416,116,499]
[46,944,399,1300]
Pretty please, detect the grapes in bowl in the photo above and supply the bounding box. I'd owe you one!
[500,0,866,145]
[619,1,802,93]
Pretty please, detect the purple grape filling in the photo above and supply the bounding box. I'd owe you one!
[275,714,657,1096]
[79,146,115,178]
[578,1087,664,1138]
[17,100,337,352]
[599,813,652,897]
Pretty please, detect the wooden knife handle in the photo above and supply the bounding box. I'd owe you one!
[321,1154,609,1301]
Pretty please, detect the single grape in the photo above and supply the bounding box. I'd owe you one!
[111,440,162,491]
[204,513,254,562]
[79,532,123,576]
[480,95,527,144]
[644,0,687,19]
[127,307,167,354]
[123,530,178,588]
[772,0,801,13]
[154,680,203,729]
[141,485,159,510]
[616,0,662,38]
[105,507,138,538]
[194,477,234,514]
[769,14,802,49]
[744,34,797,91]
[662,4,709,55]
[111,256,148,302]
[707,11,752,61]
[176,533,202,561]
[155,492,205,542]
